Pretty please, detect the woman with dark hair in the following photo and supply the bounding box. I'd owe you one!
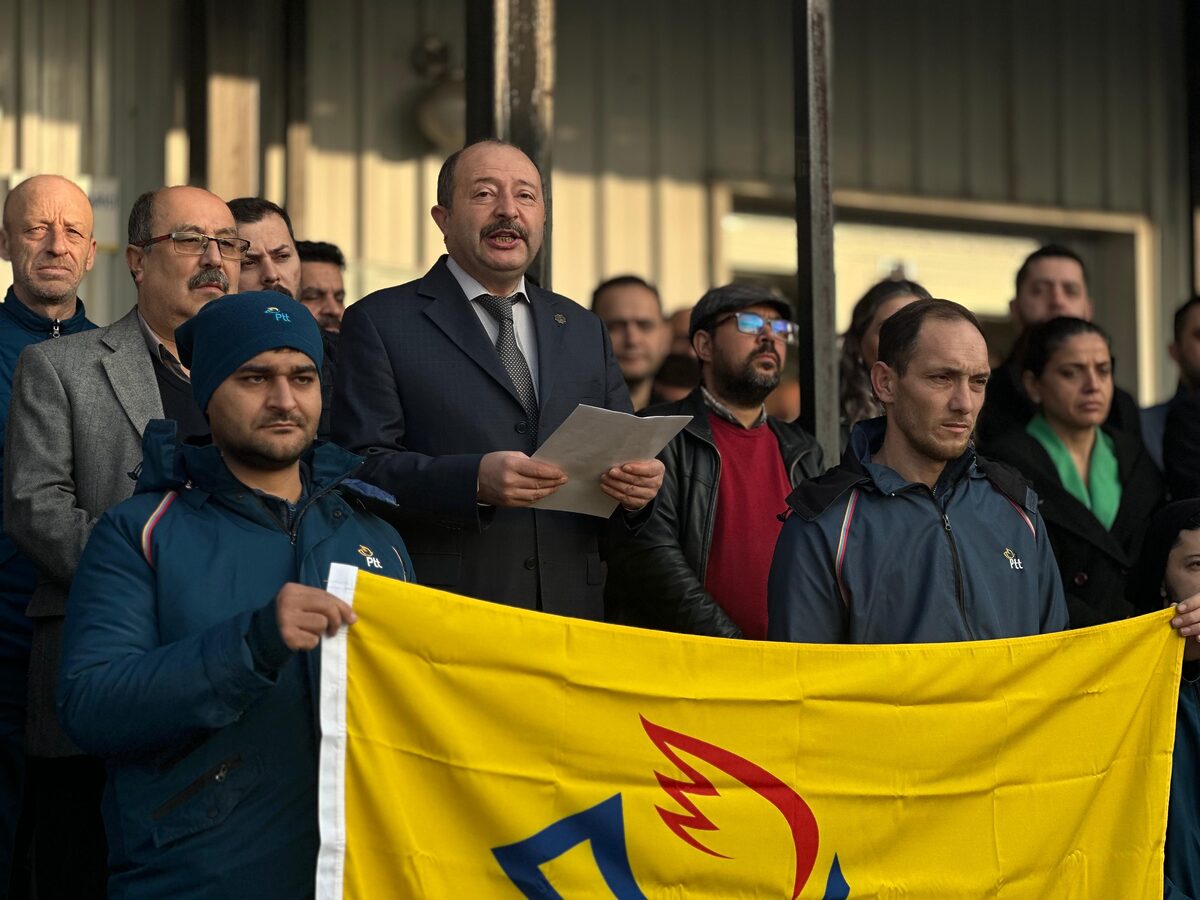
[987,316,1164,627]
[838,278,933,431]
[1132,501,1200,899]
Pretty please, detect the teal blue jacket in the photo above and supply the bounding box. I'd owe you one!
[769,417,1068,643]
[58,421,413,899]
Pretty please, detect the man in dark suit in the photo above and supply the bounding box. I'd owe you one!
[331,140,664,619]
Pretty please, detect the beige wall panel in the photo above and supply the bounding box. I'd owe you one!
[207,74,259,201]
[550,170,598,305]
[357,0,426,274]
[655,179,710,312]
[307,0,362,261]
[0,0,15,173]
[599,175,654,290]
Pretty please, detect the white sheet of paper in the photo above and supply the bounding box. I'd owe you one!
[529,405,690,518]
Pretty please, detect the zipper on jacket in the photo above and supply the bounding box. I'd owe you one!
[151,754,243,821]
[50,319,61,338]
[941,512,976,640]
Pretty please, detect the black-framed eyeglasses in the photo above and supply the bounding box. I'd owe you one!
[134,231,250,261]
[713,311,798,345]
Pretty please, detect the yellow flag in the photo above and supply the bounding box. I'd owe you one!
[317,566,1181,899]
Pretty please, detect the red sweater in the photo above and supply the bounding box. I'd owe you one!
[704,412,792,639]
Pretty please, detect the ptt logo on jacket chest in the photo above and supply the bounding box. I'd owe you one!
[357,545,384,570]
[1004,548,1024,570]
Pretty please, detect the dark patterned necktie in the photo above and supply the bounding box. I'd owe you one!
[476,293,539,430]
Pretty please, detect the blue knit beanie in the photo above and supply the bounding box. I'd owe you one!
[175,292,324,412]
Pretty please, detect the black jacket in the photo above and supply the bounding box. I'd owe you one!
[975,358,1142,452]
[987,426,1164,628]
[605,388,824,637]
[1165,391,1200,501]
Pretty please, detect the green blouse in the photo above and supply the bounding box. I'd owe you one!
[1026,414,1122,530]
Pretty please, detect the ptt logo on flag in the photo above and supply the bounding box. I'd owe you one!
[492,717,850,900]
[264,306,292,322]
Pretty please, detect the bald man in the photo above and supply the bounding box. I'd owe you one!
[4,184,241,897]
[0,174,97,889]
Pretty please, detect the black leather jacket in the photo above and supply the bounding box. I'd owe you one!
[605,388,824,637]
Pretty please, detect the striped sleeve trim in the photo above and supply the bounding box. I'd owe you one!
[1005,497,1037,539]
[141,491,179,569]
[834,488,861,609]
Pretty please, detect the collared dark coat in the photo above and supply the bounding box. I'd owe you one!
[1166,390,1200,501]
[58,421,413,899]
[330,256,639,620]
[605,388,823,637]
[768,418,1068,644]
[987,425,1165,627]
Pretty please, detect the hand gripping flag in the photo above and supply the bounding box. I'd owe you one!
[317,565,1181,899]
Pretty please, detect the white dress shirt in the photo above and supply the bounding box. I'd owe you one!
[446,255,539,398]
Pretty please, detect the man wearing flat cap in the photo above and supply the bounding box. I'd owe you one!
[57,293,413,900]
[605,283,823,638]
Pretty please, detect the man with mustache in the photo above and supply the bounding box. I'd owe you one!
[332,139,664,619]
[3,185,241,896]
[768,299,1068,645]
[605,284,824,638]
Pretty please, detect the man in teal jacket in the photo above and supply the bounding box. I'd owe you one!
[58,293,414,899]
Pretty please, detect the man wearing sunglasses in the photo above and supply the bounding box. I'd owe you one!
[4,185,240,897]
[605,283,824,639]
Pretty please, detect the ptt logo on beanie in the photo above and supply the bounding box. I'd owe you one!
[264,306,292,323]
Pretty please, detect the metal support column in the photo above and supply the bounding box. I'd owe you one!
[792,0,838,454]
[465,0,555,289]
[1186,0,1200,294]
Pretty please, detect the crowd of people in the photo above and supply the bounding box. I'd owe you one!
[0,139,1196,897]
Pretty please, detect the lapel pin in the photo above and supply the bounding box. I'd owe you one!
[554,313,566,326]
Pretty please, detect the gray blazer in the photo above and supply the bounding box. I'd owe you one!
[4,308,162,756]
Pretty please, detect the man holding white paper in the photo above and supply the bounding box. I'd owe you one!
[331,140,664,619]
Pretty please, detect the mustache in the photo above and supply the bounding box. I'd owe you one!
[267,284,294,299]
[189,268,230,292]
[480,219,529,242]
[257,413,308,428]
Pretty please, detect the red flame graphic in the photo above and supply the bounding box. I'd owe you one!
[641,716,820,899]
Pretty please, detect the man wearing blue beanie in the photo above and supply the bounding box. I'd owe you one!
[55,291,415,899]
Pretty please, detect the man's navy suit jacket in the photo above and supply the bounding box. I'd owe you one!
[330,256,635,619]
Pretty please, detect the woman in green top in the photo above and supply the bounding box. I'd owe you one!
[986,317,1164,627]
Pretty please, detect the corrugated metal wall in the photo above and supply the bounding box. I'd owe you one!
[0,0,1190,375]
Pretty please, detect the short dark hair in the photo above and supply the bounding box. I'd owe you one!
[1020,316,1111,378]
[227,197,295,240]
[436,139,545,209]
[591,275,661,312]
[1174,296,1200,342]
[128,188,159,246]
[877,299,985,375]
[296,240,346,269]
[1015,243,1089,294]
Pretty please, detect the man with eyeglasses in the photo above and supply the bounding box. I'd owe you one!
[3,185,240,897]
[605,283,823,638]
